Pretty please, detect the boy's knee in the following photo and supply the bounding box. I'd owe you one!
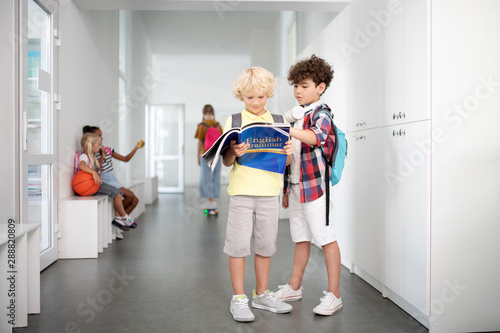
[254,246,276,257]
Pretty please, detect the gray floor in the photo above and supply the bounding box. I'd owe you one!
[15,187,428,333]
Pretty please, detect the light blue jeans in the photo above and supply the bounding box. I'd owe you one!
[199,156,221,199]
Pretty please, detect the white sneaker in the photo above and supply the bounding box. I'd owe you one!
[230,295,255,322]
[274,284,303,302]
[313,291,343,316]
[252,289,292,313]
[115,229,124,239]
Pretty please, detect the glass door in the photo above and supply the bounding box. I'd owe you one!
[20,0,58,270]
[147,105,185,193]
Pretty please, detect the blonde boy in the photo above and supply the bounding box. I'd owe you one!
[223,67,293,322]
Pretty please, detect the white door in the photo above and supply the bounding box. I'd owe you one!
[399,120,430,313]
[19,0,58,270]
[147,104,185,193]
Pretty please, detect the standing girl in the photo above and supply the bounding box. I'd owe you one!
[194,104,223,210]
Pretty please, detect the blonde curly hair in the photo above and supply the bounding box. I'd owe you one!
[233,67,275,101]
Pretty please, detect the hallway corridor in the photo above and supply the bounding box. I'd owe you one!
[15,187,428,333]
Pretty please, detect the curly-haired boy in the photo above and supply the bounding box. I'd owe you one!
[273,55,343,316]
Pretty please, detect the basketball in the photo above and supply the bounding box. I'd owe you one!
[72,171,100,196]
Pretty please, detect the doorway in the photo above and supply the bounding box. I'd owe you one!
[146,104,185,193]
[19,0,58,270]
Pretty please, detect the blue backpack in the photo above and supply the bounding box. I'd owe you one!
[313,109,348,225]
[314,110,347,187]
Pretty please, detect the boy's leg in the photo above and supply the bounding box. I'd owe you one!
[229,257,246,295]
[252,196,279,294]
[225,196,254,293]
[322,241,341,298]
[313,240,343,316]
[287,185,313,291]
[254,254,270,295]
[289,241,311,290]
[229,256,254,322]
[251,196,292,314]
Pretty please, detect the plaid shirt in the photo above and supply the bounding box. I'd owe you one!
[284,103,335,203]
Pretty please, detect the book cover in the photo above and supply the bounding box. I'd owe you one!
[202,122,290,174]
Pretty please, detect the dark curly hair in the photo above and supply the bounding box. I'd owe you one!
[287,54,334,95]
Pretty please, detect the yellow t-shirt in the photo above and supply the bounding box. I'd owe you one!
[224,109,284,196]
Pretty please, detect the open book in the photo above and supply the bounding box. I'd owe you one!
[202,122,290,174]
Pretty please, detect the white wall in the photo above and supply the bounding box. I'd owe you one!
[296,11,338,55]
[250,28,275,71]
[58,3,119,199]
[117,11,151,183]
[152,53,251,187]
[0,0,17,224]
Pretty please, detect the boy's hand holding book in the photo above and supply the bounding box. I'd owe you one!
[283,140,293,156]
[229,140,250,157]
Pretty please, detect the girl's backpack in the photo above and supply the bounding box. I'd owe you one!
[201,122,221,151]
[74,151,84,174]
[74,148,110,174]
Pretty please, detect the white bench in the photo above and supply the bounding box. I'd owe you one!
[58,195,112,259]
[140,176,158,205]
[57,179,149,259]
[124,180,145,220]
[0,223,40,331]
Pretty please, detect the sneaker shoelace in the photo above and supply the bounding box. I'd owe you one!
[276,284,291,296]
[263,291,279,302]
[234,297,249,308]
[319,291,335,306]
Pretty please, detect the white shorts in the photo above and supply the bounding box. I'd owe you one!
[288,184,337,246]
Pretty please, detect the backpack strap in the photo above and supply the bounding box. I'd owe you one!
[231,113,284,128]
[272,114,284,123]
[320,124,340,226]
[200,122,219,128]
[314,109,335,226]
[231,113,242,128]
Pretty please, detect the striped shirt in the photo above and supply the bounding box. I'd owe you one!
[283,103,335,203]
[95,147,114,173]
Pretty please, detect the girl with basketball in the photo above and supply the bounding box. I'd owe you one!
[78,132,132,231]
[82,125,143,227]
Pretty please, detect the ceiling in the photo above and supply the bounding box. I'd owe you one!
[73,0,350,12]
[140,11,281,54]
[73,0,349,56]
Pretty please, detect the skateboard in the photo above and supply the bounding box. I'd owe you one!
[204,208,218,216]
